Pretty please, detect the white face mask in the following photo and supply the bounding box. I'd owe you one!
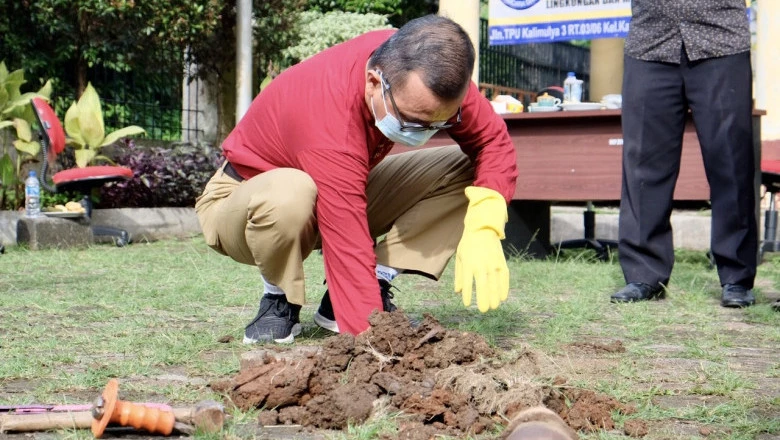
[371,89,438,148]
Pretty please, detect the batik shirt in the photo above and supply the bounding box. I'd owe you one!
[625,0,750,63]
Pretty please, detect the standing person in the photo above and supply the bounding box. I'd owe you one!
[196,15,518,343]
[612,0,757,307]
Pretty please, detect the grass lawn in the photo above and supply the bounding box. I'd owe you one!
[0,237,778,439]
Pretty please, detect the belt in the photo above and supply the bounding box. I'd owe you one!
[223,162,245,182]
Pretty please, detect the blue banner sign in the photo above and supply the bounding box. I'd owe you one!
[488,0,632,45]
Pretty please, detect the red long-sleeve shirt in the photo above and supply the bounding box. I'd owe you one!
[222,29,518,335]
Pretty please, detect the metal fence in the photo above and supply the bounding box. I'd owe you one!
[479,18,591,103]
[63,20,590,143]
[53,49,203,143]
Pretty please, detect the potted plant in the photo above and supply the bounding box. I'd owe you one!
[0,61,52,210]
[63,82,146,168]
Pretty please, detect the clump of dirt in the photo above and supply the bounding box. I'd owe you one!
[562,388,636,431]
[568,340,626,354]
[211,311,633,438]
[624,419,649,437]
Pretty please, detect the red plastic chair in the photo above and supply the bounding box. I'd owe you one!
[760,159,780,260]
[31,97,133,246]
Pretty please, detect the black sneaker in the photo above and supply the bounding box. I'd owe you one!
[378,279,398,313]
[313,279,397,333]
[243,294,302,344]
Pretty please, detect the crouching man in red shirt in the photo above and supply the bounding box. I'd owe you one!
[196,15,518,343]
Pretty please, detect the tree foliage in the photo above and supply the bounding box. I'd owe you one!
[283,11,391,63]
[305,0,437,27]
[186,0,305,85]
[0,1,224,96]
[0,0,302,99]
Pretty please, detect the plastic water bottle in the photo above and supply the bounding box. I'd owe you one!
[573,79,583,102]
[25,170,41,218]
[563,72,583,103]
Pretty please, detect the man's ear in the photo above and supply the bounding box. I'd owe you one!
[365,69,381,96]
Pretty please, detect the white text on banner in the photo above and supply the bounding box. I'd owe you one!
[488,0,632,45]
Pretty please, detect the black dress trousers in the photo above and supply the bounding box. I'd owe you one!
[618,50,757,288]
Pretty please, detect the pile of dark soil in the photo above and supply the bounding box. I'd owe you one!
[211,311,635,439]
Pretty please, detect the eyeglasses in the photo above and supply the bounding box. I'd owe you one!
[376,70,462,132]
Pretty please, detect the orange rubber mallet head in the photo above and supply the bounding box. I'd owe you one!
[91,379,175,438]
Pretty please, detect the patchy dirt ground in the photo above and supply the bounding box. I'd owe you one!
[210,311,635,440]
[1,276,776,439]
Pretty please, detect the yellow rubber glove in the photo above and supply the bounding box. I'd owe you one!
[454,186,510,312]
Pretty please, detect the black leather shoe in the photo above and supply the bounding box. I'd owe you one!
[610,282,665,303]
[720,284,755,308]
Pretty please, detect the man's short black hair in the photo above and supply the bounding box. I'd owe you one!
[368,15,475,101]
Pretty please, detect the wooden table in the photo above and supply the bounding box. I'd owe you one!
[412,109,765,257]
[502,109,713,201]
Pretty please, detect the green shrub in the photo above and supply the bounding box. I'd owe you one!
[283,10,391,62]
[98,140,222,208]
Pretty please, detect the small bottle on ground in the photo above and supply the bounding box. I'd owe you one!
[25,170,41,218]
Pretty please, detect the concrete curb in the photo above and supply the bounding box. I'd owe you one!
[1,208,202,247]
[551,206,714,251]
[91,208,202,243]
[0,206,722,251]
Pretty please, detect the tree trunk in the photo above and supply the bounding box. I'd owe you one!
[76,10,88,97]
[76,57,87,98]
[217,67,237,144]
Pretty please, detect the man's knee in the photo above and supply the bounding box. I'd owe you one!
[247,169,317,237]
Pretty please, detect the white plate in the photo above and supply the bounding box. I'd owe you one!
[527,105,561,113]
[560,102,605,111]
[42,211,85,218]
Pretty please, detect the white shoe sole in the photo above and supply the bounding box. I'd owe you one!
[313,312,340,333]
[243,323,302,344]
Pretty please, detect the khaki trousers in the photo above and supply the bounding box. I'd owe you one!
[195,145,474,305]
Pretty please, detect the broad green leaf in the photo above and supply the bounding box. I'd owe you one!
[6,68,24,84]
[101,126,146,147]
[14,82,54,125]
[0,62,8,82]
[5,69,26,100]
[75,149,97,168]
[260,74,273,91]
[37,80,53,99]
[19,104,37,125]
[64,102,86,148]
[68,138,86,149]
[13,139,40,158]
[0,153,16,187]
[76,83,105,148]
[0,86,9,111]
[12,118,32,142]
[0,153,17,187]
[0,120,13,131]
[2,92,45,117]
[92,154,116,165]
